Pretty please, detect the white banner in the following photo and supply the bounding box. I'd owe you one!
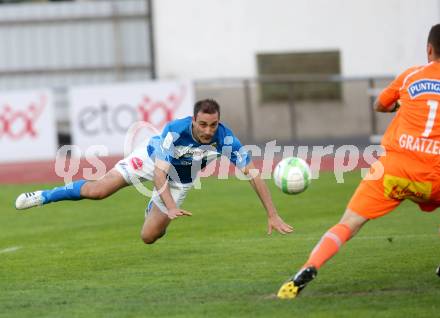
[69,81,195,156]
[0,90,57,163]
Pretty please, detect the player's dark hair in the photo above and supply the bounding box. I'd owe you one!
[428,24,440,57]
[193,99,220,119]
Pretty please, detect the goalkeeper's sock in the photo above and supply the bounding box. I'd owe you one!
[303,223,352,269]
[41,179,87,204]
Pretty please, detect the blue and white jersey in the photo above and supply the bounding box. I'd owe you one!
[147,116,251,184]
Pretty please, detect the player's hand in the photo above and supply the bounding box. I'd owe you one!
[267,214,293,235]
[167,208,192,220]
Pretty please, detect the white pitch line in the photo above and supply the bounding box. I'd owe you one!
[0,246,21,254]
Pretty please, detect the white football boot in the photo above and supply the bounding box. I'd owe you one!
[15,191,44,210]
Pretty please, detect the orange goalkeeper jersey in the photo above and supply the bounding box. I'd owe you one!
[379,61,440,166]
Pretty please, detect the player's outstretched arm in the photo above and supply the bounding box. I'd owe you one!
[241,162,293,235]
[153,159,192,219]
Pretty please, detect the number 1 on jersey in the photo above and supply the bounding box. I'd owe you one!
[422,100,439,137]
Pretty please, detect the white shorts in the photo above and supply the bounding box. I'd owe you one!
[115,147,192,215]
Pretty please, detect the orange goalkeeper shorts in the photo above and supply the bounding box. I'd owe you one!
[348,151,440,219]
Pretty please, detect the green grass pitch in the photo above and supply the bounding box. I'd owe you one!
[1,171,439,317]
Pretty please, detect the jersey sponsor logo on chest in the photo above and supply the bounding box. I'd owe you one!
[174,145,218,160]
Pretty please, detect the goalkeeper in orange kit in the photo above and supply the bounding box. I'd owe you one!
[278,24,440,299]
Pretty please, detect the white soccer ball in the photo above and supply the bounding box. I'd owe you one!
[273,157,311,194]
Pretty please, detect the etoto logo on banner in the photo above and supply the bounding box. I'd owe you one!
[70,81,194,155]
[0,90,57,163]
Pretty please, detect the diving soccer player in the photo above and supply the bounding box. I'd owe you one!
[16,99,293,243]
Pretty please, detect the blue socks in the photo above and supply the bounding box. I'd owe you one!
[42,179,87,204]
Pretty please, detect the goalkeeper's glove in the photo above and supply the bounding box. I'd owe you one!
[390,101,400,112]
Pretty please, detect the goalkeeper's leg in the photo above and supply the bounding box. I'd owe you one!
[277,209,368,299]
